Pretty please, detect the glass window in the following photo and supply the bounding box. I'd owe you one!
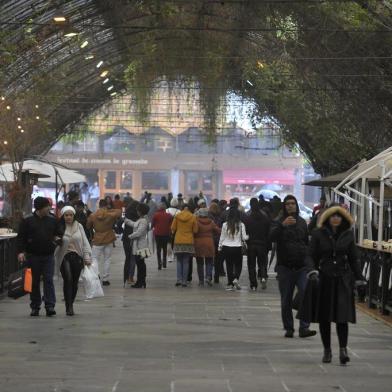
[202,173,213,191]
[104,171,116,189]
[120,171,133,189]
[142,172,169,190]
[186,172,199,192]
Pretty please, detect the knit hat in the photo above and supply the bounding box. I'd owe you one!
[61,206,76,216]
[170,198,179,207]
[197,199,206,206]
[198,208,209,217]
[33,196,50,210]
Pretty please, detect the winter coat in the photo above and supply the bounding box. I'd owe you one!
[299,206,362,323]
[54,222,92,266]
[171,210,198,245]
[269,215,309,270]
[17,213,63,256]
[125,217,149,256]
[245,210,271,250]
[152,210,173,237]
[86,208,122,245]
[194,217,221,258]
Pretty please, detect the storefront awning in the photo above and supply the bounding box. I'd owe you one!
[223,169,295,185]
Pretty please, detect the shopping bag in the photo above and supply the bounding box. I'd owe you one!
[81,265,104,299]
[23,268,32,293]
[8,268,31,299]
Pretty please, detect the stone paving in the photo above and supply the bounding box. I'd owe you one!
[0,242,392,392]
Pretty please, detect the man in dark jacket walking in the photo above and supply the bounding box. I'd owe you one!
[270,194,316,338]
[245,198,271,290]
[17,197,63,317]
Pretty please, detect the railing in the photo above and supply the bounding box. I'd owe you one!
[358,245,392,315]
[0,234,18,295]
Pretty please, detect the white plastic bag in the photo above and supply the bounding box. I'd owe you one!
[81,265,104,299]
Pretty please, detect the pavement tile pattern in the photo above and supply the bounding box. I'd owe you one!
[0,242,391,392]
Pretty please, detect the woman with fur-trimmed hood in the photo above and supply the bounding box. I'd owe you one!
[300,205,364,365]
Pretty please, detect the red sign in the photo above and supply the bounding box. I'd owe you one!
[223,169,295,185]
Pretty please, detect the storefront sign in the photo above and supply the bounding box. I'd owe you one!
[55,157,148,166]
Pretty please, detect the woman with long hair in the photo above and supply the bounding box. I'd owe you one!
[218,207,248,291]
[55,206,92,315]
[300,206,365,365]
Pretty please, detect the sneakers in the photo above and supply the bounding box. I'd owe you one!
[46,308,56,317]
[284,330,294,338]
[205,279,213,287]
[233,279,241,290]
[261,278,267,290]
[175,282,182,287]
[226,284,235,291]
[30,309,39,317]
[250,286,257,292]
[299,328,317,338]
[198,282,204,287]
[102,280,110,286]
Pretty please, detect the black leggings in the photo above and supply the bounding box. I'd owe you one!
[319,322,349,349]
[135,255,146,284]
[60,252,83,308]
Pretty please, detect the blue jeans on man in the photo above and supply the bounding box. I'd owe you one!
[277,265,309,332]
[29,255,56,310]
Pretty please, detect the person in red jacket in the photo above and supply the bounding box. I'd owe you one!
[151,203,173,269]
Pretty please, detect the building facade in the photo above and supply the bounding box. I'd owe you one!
[45,127,304,204]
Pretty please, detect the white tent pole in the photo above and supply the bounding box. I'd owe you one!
[359,177,366,245]
[365,182,372,241]
[377,162,386,249]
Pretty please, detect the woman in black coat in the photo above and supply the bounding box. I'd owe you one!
[300,206,365,365]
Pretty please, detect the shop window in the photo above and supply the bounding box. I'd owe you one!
[142,171,169,190]
[104,171,116,189]
[186,172,199,192]
[120,171,133,189]
[202,173,213,191]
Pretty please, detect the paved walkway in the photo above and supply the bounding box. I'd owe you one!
[1,242,391,392]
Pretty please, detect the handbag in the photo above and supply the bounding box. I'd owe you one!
[8,267,32,299]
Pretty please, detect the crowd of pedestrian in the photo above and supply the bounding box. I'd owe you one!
[15,188,366,366]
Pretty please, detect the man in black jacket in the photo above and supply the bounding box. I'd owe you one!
[270,194,316,338]
[17,197,63,317]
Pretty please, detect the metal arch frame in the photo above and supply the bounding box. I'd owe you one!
[333,148,392,249]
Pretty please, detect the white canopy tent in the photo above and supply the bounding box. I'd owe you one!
[0,159,86,184]
[334,147,392,248]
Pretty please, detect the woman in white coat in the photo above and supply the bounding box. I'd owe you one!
[55,206,92,315]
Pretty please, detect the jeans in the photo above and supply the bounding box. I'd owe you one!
[135,255,146,284]
[222,246,242,285]
[155,235,169,267]
[247,244,268,287]
[60,252,83,308]
[196,257,214,282]
[29,255,56,310]
[123,239,136,282]
[176,253,191,284]
[277,265,310,331]
[92,243,113,281]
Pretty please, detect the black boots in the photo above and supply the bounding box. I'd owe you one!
[131,281,146,288]
[30,309,39,317]
[339,348,350,365]
[66,304,74,316]
[299,328,317,338]
[321,348,350,364]
[46,308,56,317]
[322,349,332,363]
